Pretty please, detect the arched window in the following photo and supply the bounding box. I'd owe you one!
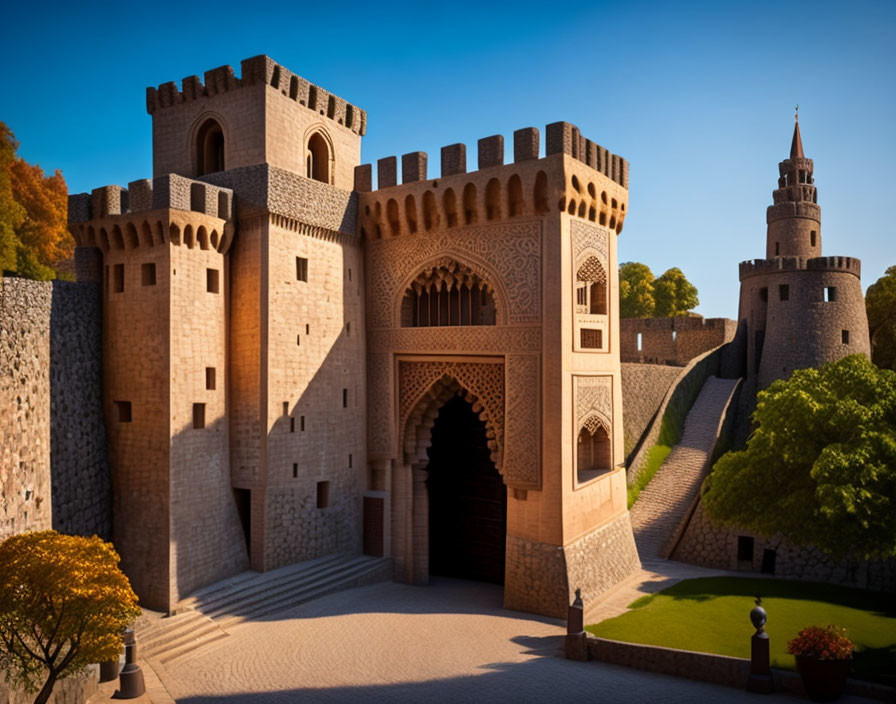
[576,256,608,315]
[577,419,611,482]
[401,259,496,327]
[196,119,225,176]
[307,132,330,183]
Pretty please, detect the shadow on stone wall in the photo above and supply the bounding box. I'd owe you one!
[49,280,111,538]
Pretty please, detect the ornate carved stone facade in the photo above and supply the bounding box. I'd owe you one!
[62,55,639,617]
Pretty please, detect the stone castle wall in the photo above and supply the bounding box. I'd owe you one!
[620,316,736,366]
[673,501,896,591]
[1,278,109,542]
[619,363,680,460]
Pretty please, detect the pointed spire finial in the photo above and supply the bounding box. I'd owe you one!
[790,108,804,159]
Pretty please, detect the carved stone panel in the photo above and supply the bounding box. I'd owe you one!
[570,220,609,272]
[574,374,613,436]
[398,358,505,470]
[504,354,541,488]
[367,221,542,328]
[367,325,541,355]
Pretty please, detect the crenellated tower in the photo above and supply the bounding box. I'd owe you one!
[735,114,870,392]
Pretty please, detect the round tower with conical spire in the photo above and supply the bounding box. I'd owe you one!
[736,113,870,391]
[766,109,821,259]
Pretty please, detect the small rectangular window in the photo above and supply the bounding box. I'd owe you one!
[580,328,602,349]
[810,230,817,247]
[114,400,132,423]
[759,287,768,302]
[779,284,790,301]
[283,401,289,416]
[842,329,849,344]
[192,403,205,429]
[205,367,216,390]
[113,264,124,293]
[636,332,642,351]
[346,322,351,336]
[290,417,295,433]
[348,268,352,282]
[300,415,305,431]
[297,334,301,346]
[141,262,156,286]
[824,286,837,302]
[348,454,353,468]
[342,389,348,408]
[737,535,754,562]
[296,257,308,282]
[316,481,330,509]
[293,463,298,478]
[207,268,220,293]
[305,324,310,335]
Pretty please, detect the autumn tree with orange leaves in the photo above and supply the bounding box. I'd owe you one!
[0,531,140,704]
[0,122,72,280]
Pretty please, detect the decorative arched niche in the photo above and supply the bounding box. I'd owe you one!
[400,257,498,328]
[576,255,608,315]
[577,414,612,483]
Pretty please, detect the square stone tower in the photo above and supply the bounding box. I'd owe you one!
[68,56,640,617]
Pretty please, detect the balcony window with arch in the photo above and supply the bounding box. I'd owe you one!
[306,131,331,184]
[577,416,612,483]
[401,259,496,327]
[576,256,608,315]
[196,119,225,176]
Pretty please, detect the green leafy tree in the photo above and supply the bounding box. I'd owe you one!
[654,266,699,317]
[866,265,896,371]
[0,121,71,280]
[0,531,140,704]
[703,355,896,561]
[619,261,655,318]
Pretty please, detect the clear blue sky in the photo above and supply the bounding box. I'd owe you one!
[2,0,893,318]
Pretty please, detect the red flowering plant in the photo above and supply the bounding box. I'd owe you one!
[786,626,854,661]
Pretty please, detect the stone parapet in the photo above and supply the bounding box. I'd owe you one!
[739,255,861,281]
[359,121,628,190]
[146,55,367,136]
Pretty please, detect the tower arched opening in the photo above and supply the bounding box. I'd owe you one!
[576,256,608,315]
[196,119,225,176]
[306,131,331,184]
[577,418,611,483]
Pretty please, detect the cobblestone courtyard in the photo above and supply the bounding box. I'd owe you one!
[94,575,878,703]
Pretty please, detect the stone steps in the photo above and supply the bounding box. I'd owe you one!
[134,554,391,665]
[630,376,740,560]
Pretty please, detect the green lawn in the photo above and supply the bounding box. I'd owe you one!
[586,577,896,685]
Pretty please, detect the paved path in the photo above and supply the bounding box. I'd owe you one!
[91,577,875,703]
[630,376,739,559]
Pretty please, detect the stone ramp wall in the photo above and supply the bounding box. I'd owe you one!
[620,363,680,460]
[0,277,109,542]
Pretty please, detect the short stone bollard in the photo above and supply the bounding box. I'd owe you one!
[116,627,146,699]
[565,588,588,661]
[746,596,774,694]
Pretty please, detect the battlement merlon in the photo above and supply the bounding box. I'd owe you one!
[145,55,367,136]
[68,174,233,224]
[353,122,628,192]
[739,256,861,281]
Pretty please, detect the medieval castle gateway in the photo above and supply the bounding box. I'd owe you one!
[65,56,641,618]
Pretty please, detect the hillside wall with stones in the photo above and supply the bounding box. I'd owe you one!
[620,363,680,460]
[0,277,109,542]
[673,501,896,591]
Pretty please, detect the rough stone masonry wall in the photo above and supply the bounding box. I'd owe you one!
[1,278,53,538]
[49,282,110,538]
[673,502,896,592]
[620,363,680,460]
[0,278,109,542]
